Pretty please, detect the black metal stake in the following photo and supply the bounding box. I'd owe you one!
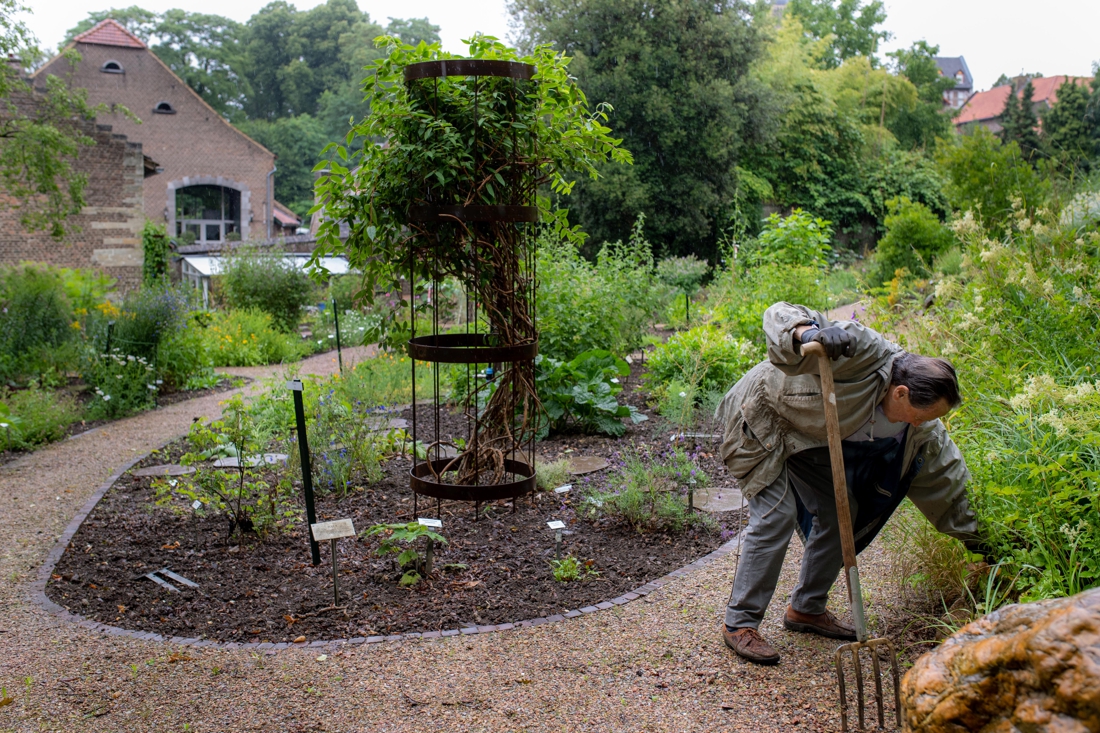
[332,297,343,373]
[291,379,320,565]
[330,538,339,605]
[684,291,690,326]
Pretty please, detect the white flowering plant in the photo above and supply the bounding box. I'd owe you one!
[79,349,158,420]
[866,198,1100,604]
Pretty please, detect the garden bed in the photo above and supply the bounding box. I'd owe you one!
[45,362,743,643]
[0,374,249,467]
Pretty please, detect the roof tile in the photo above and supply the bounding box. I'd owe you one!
[73,19,146,49]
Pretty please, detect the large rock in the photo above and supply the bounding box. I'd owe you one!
[901,587,1100,732]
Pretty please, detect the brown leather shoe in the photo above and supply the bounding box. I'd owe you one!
[783,606,857,641]
[722,625,780,665]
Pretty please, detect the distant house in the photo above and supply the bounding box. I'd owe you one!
[955,75,1090,134]
[34,19,295,248]
[934,57,973,109]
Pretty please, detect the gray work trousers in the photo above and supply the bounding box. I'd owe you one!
[724,462,857,629]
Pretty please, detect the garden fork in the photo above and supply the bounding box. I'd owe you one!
[803,341,902,732]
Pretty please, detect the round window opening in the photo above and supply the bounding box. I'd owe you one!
[154,101,176,114]
[101,60,123,73]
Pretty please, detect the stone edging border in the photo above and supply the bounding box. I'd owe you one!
[30,442,745,652]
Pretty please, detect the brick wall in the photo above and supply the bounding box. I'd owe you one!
[36,43,276,240]
[0,112,146,291]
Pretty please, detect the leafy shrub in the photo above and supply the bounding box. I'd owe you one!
[645,325,760,407]
[579,445,714,533]
[535,350,646,438]
[739,209,833,270]
[656,254,709,295]
[157,395,298,540]
[204,309,310,367]
[0,384,79,449]
[365,522,447,585]
[220,248,315,332]
[158,317,214,392]
[935,127,1049,237]
[0,264,77,382]
[870,197,955,285]
[60,267,115,312]
[536,221,661,361]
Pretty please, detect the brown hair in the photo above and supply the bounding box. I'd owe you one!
[890,353,961,409]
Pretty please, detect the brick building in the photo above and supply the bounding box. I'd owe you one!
[35,19,290,248]
[0,92,152,289]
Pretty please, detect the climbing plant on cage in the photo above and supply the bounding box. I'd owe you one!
[311,35,630,486]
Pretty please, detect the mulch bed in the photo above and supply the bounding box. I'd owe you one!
[45,359,744,643]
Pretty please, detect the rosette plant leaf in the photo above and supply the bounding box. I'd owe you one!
[312,35,631,483]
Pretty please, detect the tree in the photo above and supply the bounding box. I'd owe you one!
[887,41,956,150]
[1,1,102,238]
[237,115,329,217]
[150,11,249,117]
[384,17,440,47]
[936,126,1048,237]
[784,0,888,69]
[1042,78,1096,174]
[1000,80,1042,163]
[508,0,768,261]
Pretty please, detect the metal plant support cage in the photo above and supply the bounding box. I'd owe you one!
[403,59,540,513]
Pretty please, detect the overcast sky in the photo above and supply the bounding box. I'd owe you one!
[21,0,1099,92]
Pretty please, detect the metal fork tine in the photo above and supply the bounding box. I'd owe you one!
[871,643,885,728]
[852,645,865,730]
[836,646,850,732]
[888,640,902,727]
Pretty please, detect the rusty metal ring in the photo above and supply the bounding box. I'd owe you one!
[410,458,536,501]
[404,60,535,81]
[407,334,537,364]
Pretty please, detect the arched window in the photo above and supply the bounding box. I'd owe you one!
[101,60,124,73]
[154,101,176,115]
[176,185,241,244]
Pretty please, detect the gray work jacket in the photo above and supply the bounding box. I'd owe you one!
[715,302,978,542]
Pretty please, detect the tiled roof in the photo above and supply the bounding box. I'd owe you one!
[273,201,301,227]
[72,19,146,49]
[955,85,1011,125]
[955,76,1090,125]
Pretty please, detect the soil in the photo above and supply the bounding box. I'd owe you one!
[0,374,249,468]
[45,358,744,643]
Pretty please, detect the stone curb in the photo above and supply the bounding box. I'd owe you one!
[30,443,746,652]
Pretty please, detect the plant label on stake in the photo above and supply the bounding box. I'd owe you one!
[417,518,442,574]
[311,519,356,606]
[554,485,572,494]
[547,520,565,559]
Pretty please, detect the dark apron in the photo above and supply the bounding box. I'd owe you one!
[788,432,925,554]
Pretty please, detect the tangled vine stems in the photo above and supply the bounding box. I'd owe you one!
[310,36,631,484]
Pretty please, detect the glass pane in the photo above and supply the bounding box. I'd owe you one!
[206,224,222,242]
[176,185,223,220]
[185,223,200,238]
[225,189,241,223]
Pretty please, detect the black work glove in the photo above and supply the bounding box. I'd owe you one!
[800,325,854,360]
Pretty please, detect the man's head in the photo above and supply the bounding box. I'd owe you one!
[881,353,961,427]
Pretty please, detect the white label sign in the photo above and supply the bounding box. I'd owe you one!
[546,520,566,530]
[191,500,202,510]
[311,518,356,541]
[554,485,572,494]
[417,517,443,529]
[287,380,304,392]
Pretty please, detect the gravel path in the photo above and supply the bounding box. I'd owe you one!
[0,345,907,732]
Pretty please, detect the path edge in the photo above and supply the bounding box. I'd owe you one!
[29,443,746,652]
